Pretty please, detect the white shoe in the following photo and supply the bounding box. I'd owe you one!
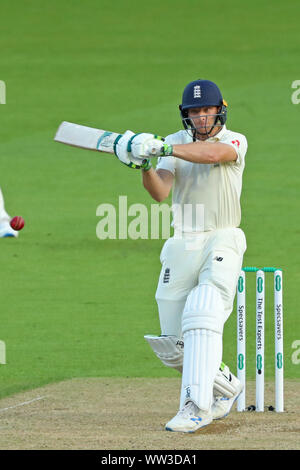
[0,221,18,238]
[165,401,213,433]
[211,381,243,420]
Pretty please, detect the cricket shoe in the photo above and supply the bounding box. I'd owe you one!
[211,380,243,420]
[165,401,213,433]
[0,220,18,238]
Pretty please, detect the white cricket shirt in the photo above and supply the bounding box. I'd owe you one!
[155,125,247,233]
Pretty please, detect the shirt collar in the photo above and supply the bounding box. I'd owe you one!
[206,124,227,142]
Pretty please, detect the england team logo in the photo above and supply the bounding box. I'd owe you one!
[194,85,201,98]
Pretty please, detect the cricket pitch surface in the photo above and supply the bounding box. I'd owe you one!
[0,378,298,450]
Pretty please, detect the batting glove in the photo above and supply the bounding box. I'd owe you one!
[130,133,173,158]
[114,130,150,169]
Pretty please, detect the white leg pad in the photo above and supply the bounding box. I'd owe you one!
[180,328,222,411]
[144,335,184,372]
[182,284,225,335]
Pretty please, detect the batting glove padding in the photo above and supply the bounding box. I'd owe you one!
[114,131,171,170]
[130,133,166,159]
[114,130,145,169]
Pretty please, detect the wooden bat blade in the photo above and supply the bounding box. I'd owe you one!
[54,121,121,154]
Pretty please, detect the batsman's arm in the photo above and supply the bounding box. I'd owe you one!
[170,141,237,164]
[142,168,174,202]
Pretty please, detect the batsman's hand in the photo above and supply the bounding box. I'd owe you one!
[114,130,171,170]
[114,130,148,169]
[130,133,174,159]
[130,133,166,159]
[131,133,173,158]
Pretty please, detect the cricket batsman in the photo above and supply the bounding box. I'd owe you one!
[114,79,247,433]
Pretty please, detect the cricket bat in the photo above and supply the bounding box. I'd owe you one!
[54,121,121,154]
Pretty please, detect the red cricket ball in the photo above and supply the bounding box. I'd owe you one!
[10,216,25,231]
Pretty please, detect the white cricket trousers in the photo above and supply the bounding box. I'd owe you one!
[155,227,247,338]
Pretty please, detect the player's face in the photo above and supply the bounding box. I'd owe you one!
[188,106,220,139]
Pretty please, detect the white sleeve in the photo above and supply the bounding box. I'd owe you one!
[155,156,176,174]
[223,133,248,167]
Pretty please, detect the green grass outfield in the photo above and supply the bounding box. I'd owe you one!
[0,0,299,399]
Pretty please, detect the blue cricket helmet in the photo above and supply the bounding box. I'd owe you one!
[179,79,228,134]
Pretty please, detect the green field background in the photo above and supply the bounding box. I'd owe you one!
[0,0,299,399]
